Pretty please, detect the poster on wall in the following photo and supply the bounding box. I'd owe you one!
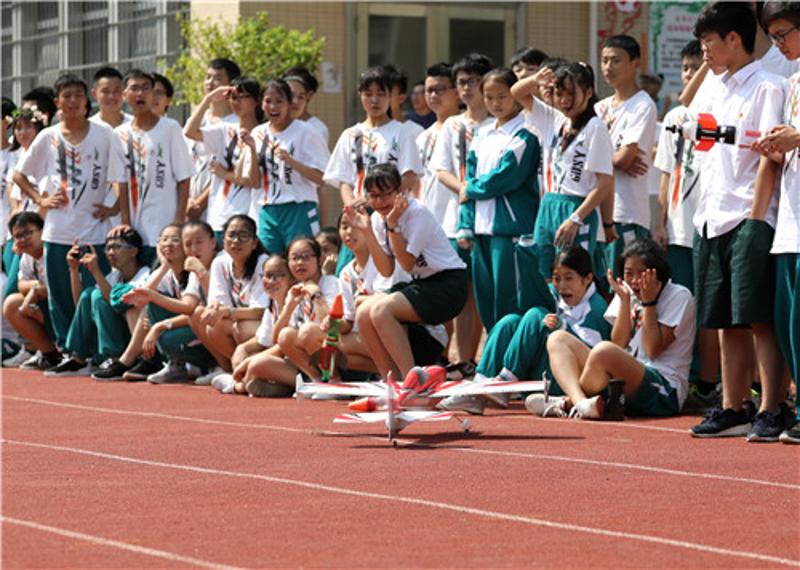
[649,2,706,96]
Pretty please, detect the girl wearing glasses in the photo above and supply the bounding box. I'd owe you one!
[45,225,150,376]
[184,77,263,244]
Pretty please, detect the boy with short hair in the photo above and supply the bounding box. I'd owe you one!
[109,69,194,264]
[510,47,549,80]
[90,66,131,129]
[152,73,174,117]
[12,74,116,349]
[384,65,425,138]
[596,34,658,270]
[688,2,789,440]
[408,80,436,129]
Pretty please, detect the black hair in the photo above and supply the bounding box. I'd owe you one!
[553,245,593,278]
[182,220,218,251]
[22,86,57,124]
[426,62,454,86]
[157,224,189,289]
[364,162,402,194]
[357,66,392,93]
[694,2,757,54]
[152,73,174,98]
[603,35,642,60]
[510,47,549,69]
[2,96,16,119]
[261,78,293,105]
[316,226,341,250]
[542,57,570,73]
[123,68,155,89]
[382,64,408,94]
[760,1,800,30]
[615,238,671,285]
[680,39,703,60]
[480,67,518,92]
[287,235,322,261]
[93,66,123,83]
[232,76,264,123]
[554,62,599,151]
[9,108,46,151]
[106,224,145,265]
[53,75,90,118]
[452,52,495,80]
[222,214,264,280]
[283,66,319,94]
[8,211,44,234]
[263,253,291,279]
[208,58,241,83]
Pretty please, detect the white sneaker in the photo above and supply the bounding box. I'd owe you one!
[525,394,568,417]
[474,373,510,409]
[194,366,223,386]
[211,373,236,394]
[3,348,34,368]
[569,396,603,419]
[147,361,191,384]
[438,395,486,415]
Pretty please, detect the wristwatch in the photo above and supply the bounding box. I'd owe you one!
[568,212,582,226]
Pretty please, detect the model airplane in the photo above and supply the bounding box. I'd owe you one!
[296,365,545,445]
[665,112,761,152]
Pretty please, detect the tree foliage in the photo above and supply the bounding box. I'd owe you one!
[165,12,325,106]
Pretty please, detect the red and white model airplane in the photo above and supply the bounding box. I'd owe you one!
[296,365,545,445]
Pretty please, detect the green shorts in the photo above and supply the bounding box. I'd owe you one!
[533,193,598,277]
[667,245,694,292]
[390,268,468,325]
[625,366,680,417]
[258,201,320,255]
[607,222,650,277]
[694,219,775,328]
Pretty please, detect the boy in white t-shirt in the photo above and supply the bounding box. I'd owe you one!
[109,69,194,265]
[13,74,117,349]
[595,35,658,274]
[89,67,132,130]
[688,3,788,441]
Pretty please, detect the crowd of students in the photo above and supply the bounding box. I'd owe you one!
[2,1,799,445]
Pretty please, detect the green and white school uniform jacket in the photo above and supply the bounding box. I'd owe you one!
[457,114,540,238]
[551,282,611,347]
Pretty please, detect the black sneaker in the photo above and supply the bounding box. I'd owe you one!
[445,360,477,381]
[779,420,800,444]
[747,403,796,443]
[44,357,91,377]
[690,406,752,438]
[122,358,162,382]
[92,358,130,381]
[22,350,62,371]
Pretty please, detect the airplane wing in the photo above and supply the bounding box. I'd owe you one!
[333,410,455,424]
[396,410,456,422]
[296,378,388,398]
[334,412,388,424]
[431,380,546,398]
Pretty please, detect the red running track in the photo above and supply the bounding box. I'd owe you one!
[2,368,799,568]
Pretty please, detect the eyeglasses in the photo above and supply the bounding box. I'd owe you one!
[105,242,137,253]
[456,77,481,88]
[126,84,152,94]
[426,86,452,96]
[224,231,254,242]
[263,272,289,281]
[159,236,182,245]
[11,228,37,241]
[768,26,798,44]
[289,252,317,263]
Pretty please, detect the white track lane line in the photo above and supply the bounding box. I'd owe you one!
[2,515,244,570]
[3,438,799,568]
[5,395,798,491]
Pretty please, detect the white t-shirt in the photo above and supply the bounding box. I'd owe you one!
[108,117,195,246]
[416,123,459,238]
[89,112,132,129]
[17,122,115,245]
[18,251,46,283]
[324,120,423,199]
[370,197,466,280]
[248,119,329,214]
[0,149,11,241]
[595,90,658,228]
[760,44,800,78]
[692,61,785,238]
[6,148,38,214]
[106,265,151,288]
[305,116,329,148]
[207,251,269,308]
[654,105,701,248]
[199,121,254,231]
[772,71,800,254]
[524,104,614,198]
[187,112,238,221]
[155,267,188,299]
[255,297,282,347]
[289,274,341,327]
[429,114,494,237]
[605,281,696,407]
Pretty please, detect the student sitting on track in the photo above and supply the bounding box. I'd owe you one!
[190,214,268,384]
[2,212,61,370]
[442,246,611,416]
[211,254,292,394]
[46,226,150,376]
[542,239,695,419]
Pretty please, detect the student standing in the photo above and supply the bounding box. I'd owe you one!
[89,67,131,130]
[284,66,329,147]
[109,69,194,265]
